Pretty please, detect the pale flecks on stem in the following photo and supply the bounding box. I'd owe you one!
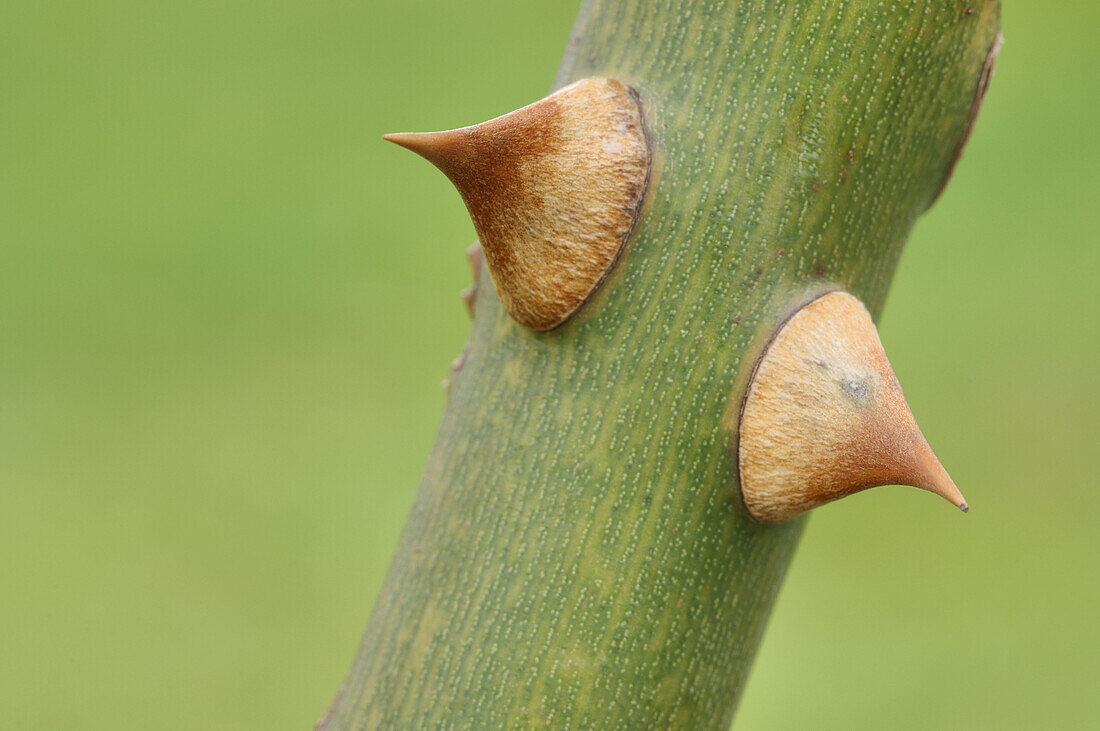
[385,77,651,331]
[738,291,967,524]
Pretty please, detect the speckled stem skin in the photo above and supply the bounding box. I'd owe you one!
[324,1,1000,728]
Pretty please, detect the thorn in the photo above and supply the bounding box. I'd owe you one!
[737,292,967,523]
[384,77,651,330]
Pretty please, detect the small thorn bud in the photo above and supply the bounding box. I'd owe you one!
[737,291,967,523]
[385,77,651,330]
[462,242,483,319]
[460,286,475,319]
[465,242,484,281]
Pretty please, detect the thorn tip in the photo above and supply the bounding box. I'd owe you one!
[382,131,446,155]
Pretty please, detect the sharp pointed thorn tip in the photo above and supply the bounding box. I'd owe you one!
[382,130,464,165]
[383,131,433,149]
[383,132,413,146]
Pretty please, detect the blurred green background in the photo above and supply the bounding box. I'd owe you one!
[1,1,1096,728]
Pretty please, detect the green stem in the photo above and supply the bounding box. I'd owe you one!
[324,1,999,727]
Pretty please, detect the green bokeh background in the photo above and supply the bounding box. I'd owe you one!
[1,2,1096,728]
